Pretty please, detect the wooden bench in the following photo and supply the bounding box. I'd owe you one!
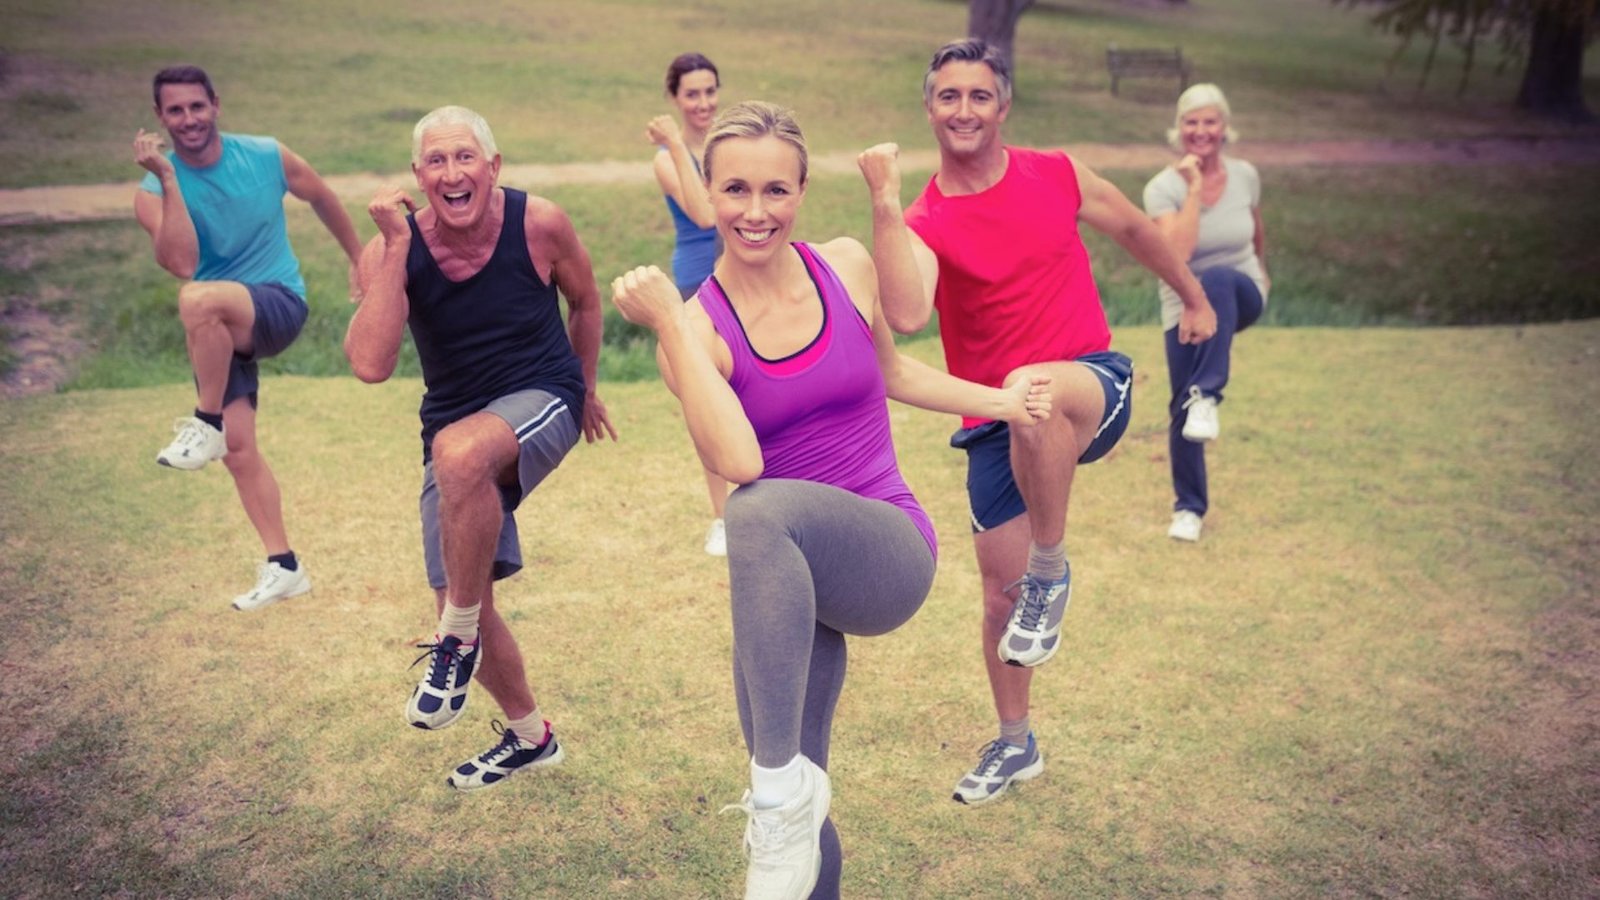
[1106,44,1192,96]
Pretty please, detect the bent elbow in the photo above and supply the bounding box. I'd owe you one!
[886,309,931,336]
[345,349,394,384]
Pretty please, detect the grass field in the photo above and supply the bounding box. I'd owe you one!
[1,323,1596,897]
[3,0,1596,189]
[1,0,1598,895]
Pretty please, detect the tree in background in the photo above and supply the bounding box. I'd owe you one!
[1335,0,1596,121]
[967,0,1036,77]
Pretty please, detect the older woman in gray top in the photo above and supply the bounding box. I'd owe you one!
[1143,83,1269,543]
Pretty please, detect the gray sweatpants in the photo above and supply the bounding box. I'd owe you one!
[727,479,935,900]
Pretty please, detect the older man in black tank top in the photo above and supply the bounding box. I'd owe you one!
[346,106,617,791]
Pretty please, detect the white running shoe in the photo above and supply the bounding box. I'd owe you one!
[1168,510,1203,542]
[232,561,311,611]
[405,632,481,730]
[704,517,728,557]
[725,757,831,900]
[1181,386,1219,443]
[156,416,226,470]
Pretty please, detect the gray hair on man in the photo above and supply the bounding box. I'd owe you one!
[412,105,499,165]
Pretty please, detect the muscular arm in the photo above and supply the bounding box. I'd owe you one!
[1076,158,1216,344]
[821,237,1050,427]
[131,129,200,278]
[282,143,365,297]
[344,186,418,383]
[859,143,939,334]
[344,233,410,382]
[536,199,618,442]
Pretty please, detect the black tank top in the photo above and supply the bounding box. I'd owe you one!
[405,188,585,462]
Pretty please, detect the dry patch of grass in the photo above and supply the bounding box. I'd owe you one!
[1,323,1597,897]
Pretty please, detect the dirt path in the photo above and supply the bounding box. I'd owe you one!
[3,135,1597,227]
[2,134,1597,397]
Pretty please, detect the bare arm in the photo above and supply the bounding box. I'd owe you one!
[1075,158,1216,344]
[343,187,415,383]
[818,237,1051,426]
[281,142,365,299]
[647,116,715,228]
[857,143,939,335]
[612,266,763,483]
[536,199,618,443]
[132,129,199,279]
[1150,154,1202,263]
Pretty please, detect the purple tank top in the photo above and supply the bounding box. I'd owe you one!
[696,243,936,560]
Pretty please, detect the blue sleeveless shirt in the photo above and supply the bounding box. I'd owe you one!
[658,147,718,295]
[139,133,305,298]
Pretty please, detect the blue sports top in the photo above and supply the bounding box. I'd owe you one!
[139,133,306,298]
[659,147,718,295]
[403,188,585,462]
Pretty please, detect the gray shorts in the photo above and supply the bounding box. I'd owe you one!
[419,390,579,589]
[222,282,308,409]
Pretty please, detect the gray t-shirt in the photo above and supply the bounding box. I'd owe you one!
[1143,155,1268,330]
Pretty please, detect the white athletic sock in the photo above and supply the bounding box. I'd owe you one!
[1028,541,1068,582]
[1000,717,1031,748]
[506,710,549,746]
[438,601,481,642]
[750,754,806,809]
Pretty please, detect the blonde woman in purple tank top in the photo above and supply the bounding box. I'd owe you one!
[613,101,1052,900]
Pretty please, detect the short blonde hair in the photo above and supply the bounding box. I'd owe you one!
[702,100,808,186]
[412,106,498,165]
[1167,83,1240,151]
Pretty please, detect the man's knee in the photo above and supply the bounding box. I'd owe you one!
[431,431,499,489]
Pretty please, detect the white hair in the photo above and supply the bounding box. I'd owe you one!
[411,105,498,165]
[1167,83,1240,151]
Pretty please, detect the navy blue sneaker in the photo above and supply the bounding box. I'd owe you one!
[997,567,1072,668]
[405,633,480,730]
[447,720,564,792]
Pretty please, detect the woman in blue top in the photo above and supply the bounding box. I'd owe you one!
[647,52,728,555]
[1143,84,1270,543]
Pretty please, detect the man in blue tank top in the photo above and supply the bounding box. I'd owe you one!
[133,65,364,612]
[345,106,617,792]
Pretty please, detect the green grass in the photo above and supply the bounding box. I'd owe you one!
[3,161,1594,392]
[2,0,1596,188]
[1,323,1596,896]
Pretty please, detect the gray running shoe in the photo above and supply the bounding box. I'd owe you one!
[952,734,1044,806]
[997,567,1072,668]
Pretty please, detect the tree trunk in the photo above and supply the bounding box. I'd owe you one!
[1516,8,1593,121]
[967,0,1036,79]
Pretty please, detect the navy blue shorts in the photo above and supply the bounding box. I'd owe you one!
[220,282,308,409]
[951,350,1133,532]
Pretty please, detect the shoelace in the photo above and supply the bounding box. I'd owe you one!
[973,738,1015,777]
[719,795,787,854]
[172,417,210,448]
[409,636,466,689]
[1005,574,1049,630]
[1181,384,1207,410]
[476,719,523,765]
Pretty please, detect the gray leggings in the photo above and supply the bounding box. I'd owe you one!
[727,479,935,900]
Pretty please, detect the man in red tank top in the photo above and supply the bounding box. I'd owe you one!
[861,39,1216,807]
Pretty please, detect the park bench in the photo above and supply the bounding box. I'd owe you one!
[1106,44,1192,96]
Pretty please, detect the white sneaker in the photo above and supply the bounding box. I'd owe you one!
[724,757,831,900]
[704,518,727,557]
[1180,386,1219,443]
[157,416,226,470]
[1168,510,1203,542]
[232,561,311,610]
